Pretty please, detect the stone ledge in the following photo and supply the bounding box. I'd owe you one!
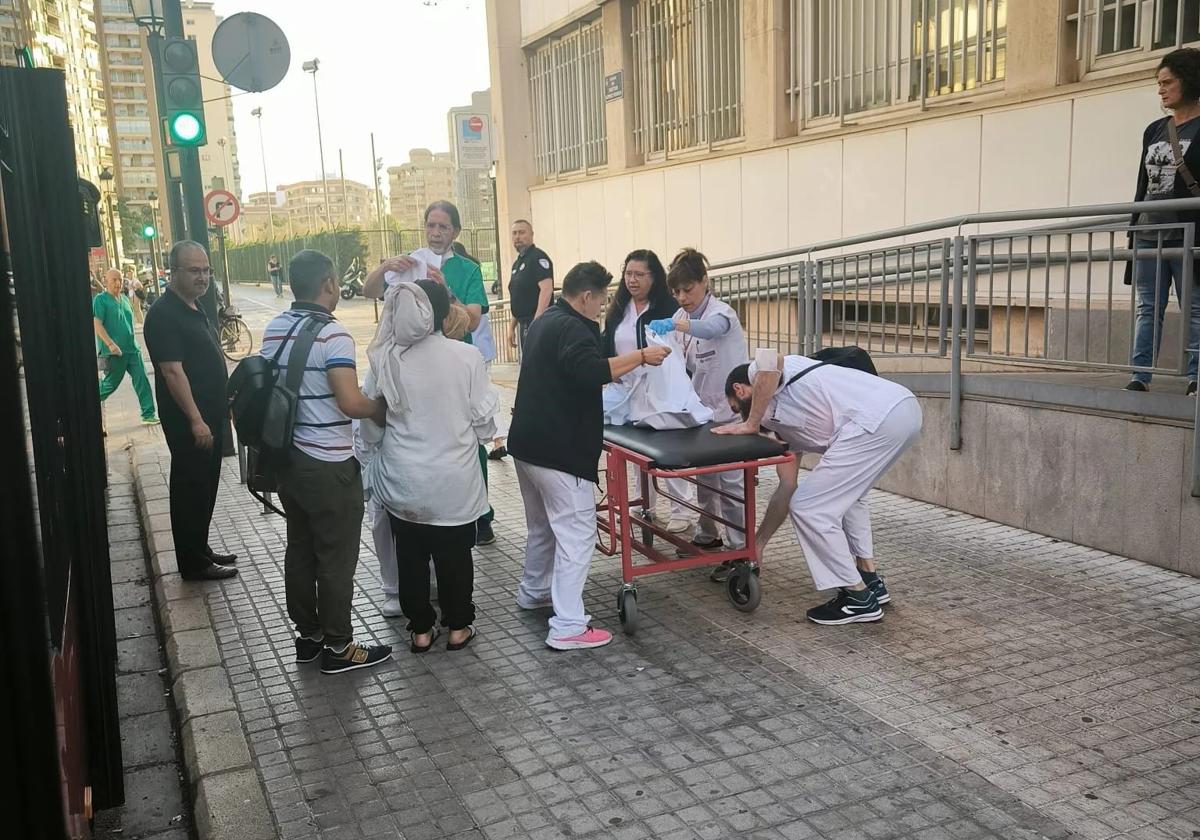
[131,443,276,840]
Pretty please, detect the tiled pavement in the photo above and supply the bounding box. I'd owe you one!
[148,390,1200,840]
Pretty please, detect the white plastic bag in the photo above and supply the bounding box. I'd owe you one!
[627,331,713,429]
[603,380,634,425]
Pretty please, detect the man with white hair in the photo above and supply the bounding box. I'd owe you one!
[94,266,158,424]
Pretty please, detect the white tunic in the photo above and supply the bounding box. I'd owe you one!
[613,299,650,356]
[753,355,915,454]
[674,295,747,424]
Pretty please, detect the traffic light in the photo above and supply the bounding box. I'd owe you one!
[157,37,206,147]
[142,224,157,240]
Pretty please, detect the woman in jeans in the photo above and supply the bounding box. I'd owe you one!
[1126,48,1200,395]
[367,279,497,652]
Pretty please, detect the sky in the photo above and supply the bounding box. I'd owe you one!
[208,0,490,199]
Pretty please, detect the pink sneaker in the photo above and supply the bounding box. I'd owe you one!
[546,626,613,651]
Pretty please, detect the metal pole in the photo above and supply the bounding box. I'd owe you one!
[370,132,385,323]
[339,148,348,227]
[490,167,500,289]
[218,223,231,304]
[254,108,273,238]
[949,234,964,451]
[309,67,331,229]
[106,192,120,264]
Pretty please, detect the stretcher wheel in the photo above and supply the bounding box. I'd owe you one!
[618,589,639,635]
[726,566,761,612]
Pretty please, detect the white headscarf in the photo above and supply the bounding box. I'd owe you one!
[366,281,435,415]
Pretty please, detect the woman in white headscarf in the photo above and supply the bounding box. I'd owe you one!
[366,279,497,653]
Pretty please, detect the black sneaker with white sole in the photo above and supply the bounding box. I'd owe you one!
[859,570,891,604]
[295,636,324,663]
[806,588,883,625]
[320,642,393,674]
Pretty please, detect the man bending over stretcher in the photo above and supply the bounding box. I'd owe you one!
[716,352,922,625]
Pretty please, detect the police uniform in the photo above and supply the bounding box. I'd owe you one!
[509,245,553,351]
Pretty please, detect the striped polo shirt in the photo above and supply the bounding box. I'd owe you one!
[260,303,357,462]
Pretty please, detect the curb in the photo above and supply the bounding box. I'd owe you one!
[131,443,277,840]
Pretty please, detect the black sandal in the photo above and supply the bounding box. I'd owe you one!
[410,627,441,653]
[446,625,477,651]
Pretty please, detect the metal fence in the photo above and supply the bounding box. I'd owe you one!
[705,197,1200,495]
[630,0,742,157]
[528,17,608,177]
[1069,0,1200,69]
[788,0,1006,125]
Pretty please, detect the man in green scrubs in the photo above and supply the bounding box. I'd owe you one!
[94,267,159,424]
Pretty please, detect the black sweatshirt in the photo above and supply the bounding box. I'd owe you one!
[508,299,613,483]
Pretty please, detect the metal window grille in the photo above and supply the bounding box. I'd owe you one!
[630,0,742,157]
[788,0,1006,124]
[1070,0,1200,65]
[528,18,607,178]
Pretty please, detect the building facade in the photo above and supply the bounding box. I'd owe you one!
[388,148,456,230]
[487,0,1170,280]
[242,177,377,240]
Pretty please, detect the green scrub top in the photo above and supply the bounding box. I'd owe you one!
[93,291,137,355]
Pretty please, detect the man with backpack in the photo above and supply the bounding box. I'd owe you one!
[718,351,922,626]
[259,249,391,674]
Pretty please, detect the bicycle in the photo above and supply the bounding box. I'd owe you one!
[217,303,254,361]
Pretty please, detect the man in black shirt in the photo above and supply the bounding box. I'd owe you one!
[143,241,237,582]
[508,261,669,651]
[506,219,553,355]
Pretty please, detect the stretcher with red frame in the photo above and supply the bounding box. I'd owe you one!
[597,423,794,634]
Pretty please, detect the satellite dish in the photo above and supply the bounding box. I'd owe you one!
[211,12,290,93]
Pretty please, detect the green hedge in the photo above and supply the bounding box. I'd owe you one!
[223,229,368,285]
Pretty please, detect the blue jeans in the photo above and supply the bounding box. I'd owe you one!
[1130,242,1200,383]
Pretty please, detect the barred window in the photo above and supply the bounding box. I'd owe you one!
[528,19,607,178]
[1069,1,1200,68]
[630,0,743,157]
[788,0,1006,124]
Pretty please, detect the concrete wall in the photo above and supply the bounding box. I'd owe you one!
[876,395,1200,576]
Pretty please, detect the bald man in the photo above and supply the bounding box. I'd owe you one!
[94,267,158,424]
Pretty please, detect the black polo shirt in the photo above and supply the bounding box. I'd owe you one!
[143,287,229,433]
[509,245,554,324]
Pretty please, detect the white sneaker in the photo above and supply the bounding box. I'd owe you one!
[666,517,691,533]
[380,597,403,617]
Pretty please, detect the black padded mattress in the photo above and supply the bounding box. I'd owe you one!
[603,423,788,470]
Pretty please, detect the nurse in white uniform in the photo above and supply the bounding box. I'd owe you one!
[718,353,922,625]
[648,248,749,578]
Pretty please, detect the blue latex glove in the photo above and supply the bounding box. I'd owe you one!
[648,318,676,336]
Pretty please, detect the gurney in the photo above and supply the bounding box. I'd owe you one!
[598,423,794,634]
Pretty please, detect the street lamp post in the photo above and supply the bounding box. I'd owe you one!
[301,58,331,229]
[99,167,120,265]
[250,106,274,239]
[148,191,164,272]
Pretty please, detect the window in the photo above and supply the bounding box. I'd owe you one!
[630,0,742,156]
[527,18,607,177]
[1069,0,1200,68]
[788,0,1006,124]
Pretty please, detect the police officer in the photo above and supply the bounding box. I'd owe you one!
[506,219,554,356]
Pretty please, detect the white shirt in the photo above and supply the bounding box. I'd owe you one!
[370,334,498,526]
[754,355,915,454]
[676,294,747,423]
[612,299,650,356]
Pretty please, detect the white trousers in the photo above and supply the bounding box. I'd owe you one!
[370,499,398,597]
[789,398,923,591]
[644,476,693,520]
[695,469,746,548]
[515,459,597,639]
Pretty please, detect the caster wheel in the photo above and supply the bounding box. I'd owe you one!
[726,565,761,612]
[618,588,639,635]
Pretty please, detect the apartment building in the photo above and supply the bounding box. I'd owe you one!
[388,148,456,230]
[487,0,1172,279]
[242,177,377,239]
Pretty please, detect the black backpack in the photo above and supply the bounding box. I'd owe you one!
[226,313,329,510]
[783,345,877,389]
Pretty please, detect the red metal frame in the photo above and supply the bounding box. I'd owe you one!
[596,441,795,588]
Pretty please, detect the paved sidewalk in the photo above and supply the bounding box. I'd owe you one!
[127,394,1200,840]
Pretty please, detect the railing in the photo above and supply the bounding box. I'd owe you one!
[528,17,607,177]
[707,197,1200,496]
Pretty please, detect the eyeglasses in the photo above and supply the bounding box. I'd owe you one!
[425,221,454,233]
[624,270,650,281]
[178,266,214,277]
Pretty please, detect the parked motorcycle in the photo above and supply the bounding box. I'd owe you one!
[339,259,365,300]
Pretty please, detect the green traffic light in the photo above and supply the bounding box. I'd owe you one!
[142,224,157,239]
[169,111,205,146]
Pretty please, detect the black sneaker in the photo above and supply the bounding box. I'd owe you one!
[1124,380,1148,392]
[1188,381,1197,396]
[678,535,723,559]
[295,636,324,664]
[487,445,508,461]
[859,571,891,605]
[806,588,883,625]
[320,642,393,674]
[476,520,496,546]
[709,560,736,582]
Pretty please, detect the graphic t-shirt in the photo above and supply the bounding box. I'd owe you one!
[1138,117,1200,233]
